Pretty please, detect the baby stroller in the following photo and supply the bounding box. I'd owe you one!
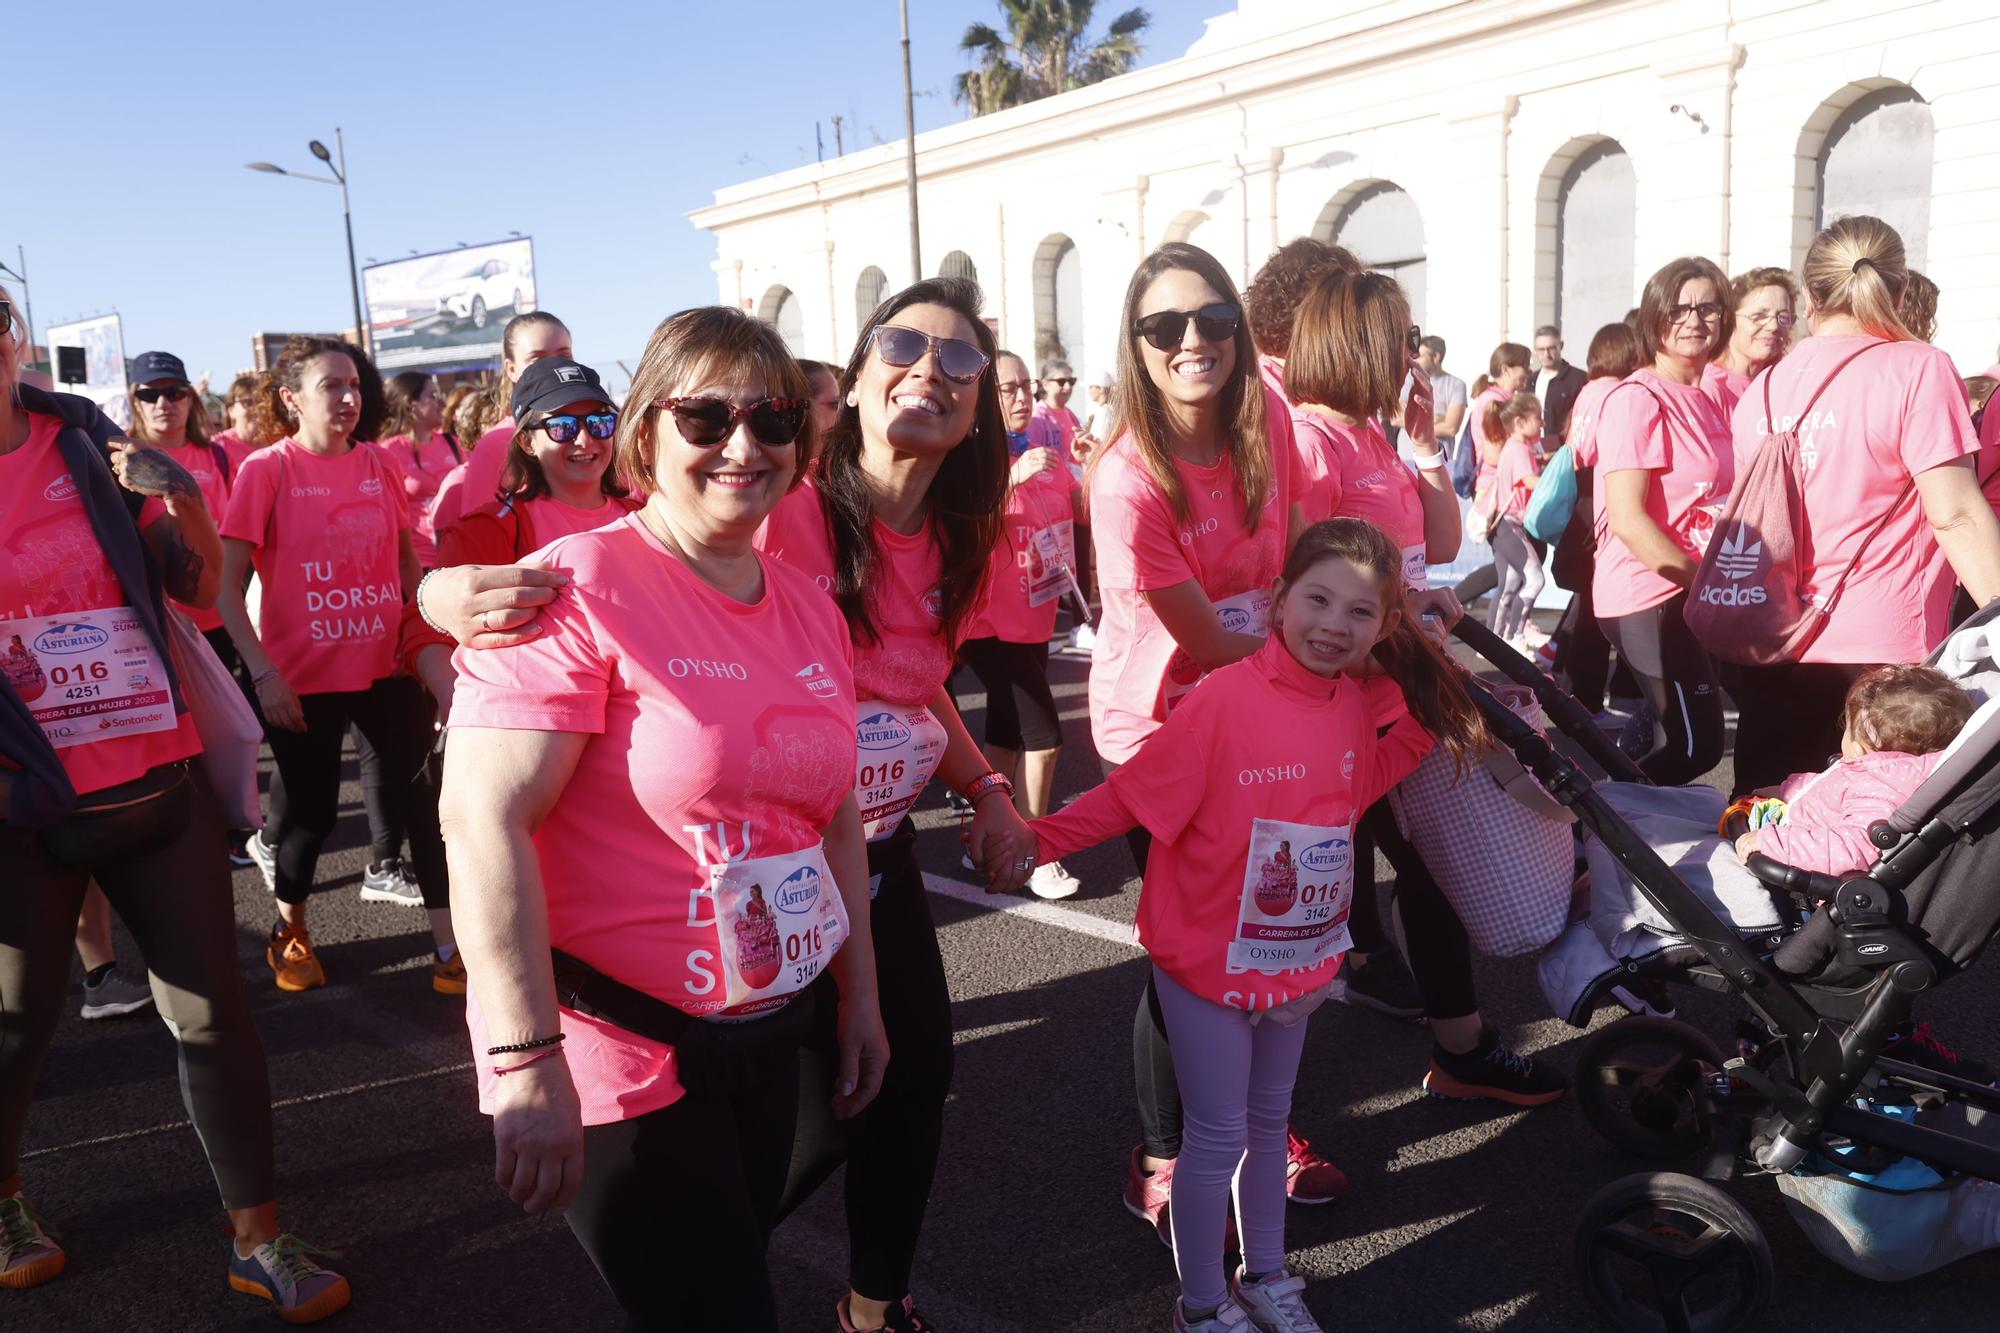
[1448,611,2000,1333]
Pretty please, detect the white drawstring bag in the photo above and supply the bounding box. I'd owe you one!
[163,608,263,830]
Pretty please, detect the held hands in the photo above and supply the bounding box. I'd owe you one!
[419,564,569,648]
[832,992,891,1120]
[255,671,307,732]
[965,792,1035,894]
[109,438,201,501]
[491,1057,586,1216]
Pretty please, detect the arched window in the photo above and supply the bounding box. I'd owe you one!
[855,266,888,327]
[1314,182,1426,326]
[1555,140,1636,344]
[1163,210,1209,244]
[1034,235,1082,371]
[759,285,803,354]
[939,250,978,282]
[1817,87,1934,269]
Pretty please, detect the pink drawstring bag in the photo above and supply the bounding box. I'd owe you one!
[1685,342,1899,666]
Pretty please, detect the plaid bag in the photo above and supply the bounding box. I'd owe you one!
[1388,685,1574,956]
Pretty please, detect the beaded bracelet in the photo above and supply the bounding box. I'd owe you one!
[486,1033,566,1056]
[492,1047,563,1078]
[415,568,449,634]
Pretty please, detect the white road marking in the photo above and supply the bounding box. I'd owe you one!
[923,872,1141,950]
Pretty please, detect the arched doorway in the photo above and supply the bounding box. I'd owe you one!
[758,284,803,354]
[1314,182,1426,326]
[1033,235,1082,371]
[1552,139,1636,342]
[1814,85,1934,269]
[855,266,888,327]
[939,250,978,282]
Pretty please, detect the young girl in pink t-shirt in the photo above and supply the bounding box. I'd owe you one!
[1032,518,1484,1332]
[1481,393,1546,649]
[378,372,462,568]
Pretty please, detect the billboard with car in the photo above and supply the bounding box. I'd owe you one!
[363,238,536,372]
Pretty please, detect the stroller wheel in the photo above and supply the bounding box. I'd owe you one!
[1574,1171,1772,1333]
[1577,1016,1727,1160]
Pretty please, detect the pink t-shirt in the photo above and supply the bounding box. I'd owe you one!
[378,432,460,566]
[756,479,954,708]
[1086,419,1309,765]
[220,439,410,696]
[1564,377,1618,470]
[1702,362,1752,418]
[439,494,640,569]
[211,429,261,473]
[1728,335,1979,663]
[1297,411,1430,586]
[0,412,201,796]
[967,462,1080,645]
[1037,640,1429,1008]
[450,513,858,1123]
[1591,369,1734,619]
[1028,403,1080,460]
[157,441,232,632]
[435,419,515,531]
[1259,357,1334,524]
[1493,437,1541,523]
[1469,385,1509,452]
[1976,383,2000,510]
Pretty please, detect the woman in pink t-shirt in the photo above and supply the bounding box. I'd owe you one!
[433,312,572,531]
[212,371,275,472]
[1704,266,1797,417]
[1547,322,1644,714]
[0,301,350,1320]
[438,307,887,1331]
[378,372,462,567]
[1719,216,2000,795]
[217,337,448,993]
[1592,256,1736,785]
[127,353,237,649]
[958,350,1086,900]
[1480,394,1546,647]
[1031,520,1478,1331]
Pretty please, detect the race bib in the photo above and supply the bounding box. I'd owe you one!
[1229,817,1354,975]
[1163,587,1271,711]
[1025,520,1077,608]
[1401,543,1430,592]
[0,607,177,751]
[854,701,948,841]
[710,841,848,1012]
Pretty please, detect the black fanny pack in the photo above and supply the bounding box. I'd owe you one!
[38,759,193,871]
[550,947,813,1096]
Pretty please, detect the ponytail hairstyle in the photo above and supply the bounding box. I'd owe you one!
[824,276,1006,648]
[1103,242,1271,533]
[1902,270,1939,344]
[1802,215,1913,341]
[1488,341,1530,381]
[1277,517,1489,771]
[1488,391,1541,444]
[250,334,357,442]
[500,310,570,387]
[1285,268,1409,423]
[383,371,442,444]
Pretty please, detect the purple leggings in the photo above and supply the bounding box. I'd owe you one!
[1151,965,1311,1310]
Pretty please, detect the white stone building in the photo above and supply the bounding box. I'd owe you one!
[690,0,2000,384]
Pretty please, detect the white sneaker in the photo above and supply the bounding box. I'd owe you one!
[1174,1297,1252,1332]
[1232,1269,1323,1333]
[1028,861,1081,900]
[246,831,278,894]
[961,850,978,873]
[1070,623,1097,654]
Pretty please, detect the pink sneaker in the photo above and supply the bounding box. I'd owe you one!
[1122,1144,1174,1247]
[1284,1127,1349,1206]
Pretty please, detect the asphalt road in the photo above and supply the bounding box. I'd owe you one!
[15,633,2000,1332]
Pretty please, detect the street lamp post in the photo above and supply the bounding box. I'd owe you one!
[900,0,921,280]
[247,128,368,355]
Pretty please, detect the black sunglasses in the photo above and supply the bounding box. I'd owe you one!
[134,385,191,404]
[869,325,989,384]
[1407,325,1423,356]
[1047,377,1076,388]
[656,395,808,447]
[533,411,618,445]
[1133,303,1241,352]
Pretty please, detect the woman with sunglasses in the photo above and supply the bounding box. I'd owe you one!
[213,372,275,471]
[1591,256,1735,785]
[218,336,456,993]
[430,312,573,532]
[437,307,887,1331]
[761,277,1032,1333]
[1029,358,1081,459]
[1704,267,1797,416]
[379,372,460,568]
[1088,242,1330,1253]
[127,352,239,659]
[0,291,350,1320]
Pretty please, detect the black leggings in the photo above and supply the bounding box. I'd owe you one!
[1722,659,1874,798]
[0,763,275,1207]
[957,637,1061,752]
[780,821,954,1302]
[1129,793,1479,1159]
[262,676,447,907]
[566,1049,800,1332]
[350,680,440,865]
[1601,594,1725,786]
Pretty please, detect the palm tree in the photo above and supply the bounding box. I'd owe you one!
[955,0,1151,116]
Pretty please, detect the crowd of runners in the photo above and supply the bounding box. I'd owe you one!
[2,206,1997,1331]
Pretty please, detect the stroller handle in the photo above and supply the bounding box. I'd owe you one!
[1744,852,1843,905]
[1448,617,1649,784]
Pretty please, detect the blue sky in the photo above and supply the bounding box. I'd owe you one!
[5,0,1219,395]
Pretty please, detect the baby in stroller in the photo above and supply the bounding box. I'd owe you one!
[1726,666,1973,878]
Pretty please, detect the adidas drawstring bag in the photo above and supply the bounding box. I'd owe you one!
[1684,341,1902,666]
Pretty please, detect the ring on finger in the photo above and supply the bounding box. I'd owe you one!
[477,609,491,632]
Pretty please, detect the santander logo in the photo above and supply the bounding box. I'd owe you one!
[43,474,79,503]
[1714,525,1763,581]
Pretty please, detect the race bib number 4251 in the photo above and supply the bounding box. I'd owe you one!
[0,607,177,750]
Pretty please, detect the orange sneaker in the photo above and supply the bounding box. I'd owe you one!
[267,923,326,992]
[432,952,467,996]
[0,1193,64,1290]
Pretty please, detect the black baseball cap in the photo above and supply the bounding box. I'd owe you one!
[511,357,610,423]
[130,350,189,385]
